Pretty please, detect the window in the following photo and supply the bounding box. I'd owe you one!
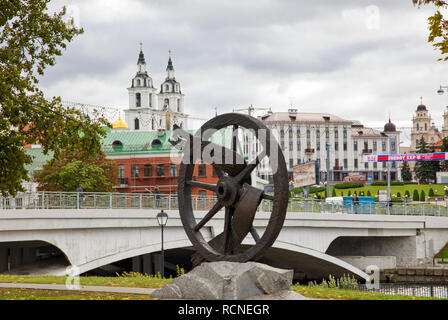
[306,128,310,139]
[334,128,338,139]
[165,84,169,92]
[131,164,139,178]
[134,118,139,130]
[136,93,141,107]
[157,164,165,177]
[365,162,368,169]
[296,128,300,137]
[297,158,301,165]
[364,141,368,150]
[343,142,347,151]
[391,141,396,152]
[316,129,320,138]
[335,142,339,151]
[289,159,294,169]
[344,159,348,168]
[144,164,152,177]
[164,98,169,107]
[373,141,377,151]
[289,141,293,151]
[280,129,285,138]
[177,99,180,112]
[354,159,358,169]
[373,162,377,169]
[198,163,206,177]
[382,141,387,152]
[170,164,178,177]
[288,126,293,139]
[353,141,358,151]
[316,142,320,151]
[325,127,329,139]
[118,165,125,179]
[343,127,347,139]
[136,79,141,86]
[149,94,152,108]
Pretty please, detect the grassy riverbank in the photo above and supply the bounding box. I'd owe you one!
[0,274,446,300]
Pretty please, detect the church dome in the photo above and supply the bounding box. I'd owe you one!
[384,119,396,132]
[417,104,427,111]
[112,115,129,129]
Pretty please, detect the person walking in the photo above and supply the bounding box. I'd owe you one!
[154,185,161,208]
[352,193,359,214]
[76,184,85,209]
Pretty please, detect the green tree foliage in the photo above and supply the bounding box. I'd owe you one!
[397,192,402,198]
[401,161,413,182]
[413,189,420,201]
[367,190,372,196]
[0,1,109,196]
[405,190,411,198]
[440,137,448,171]
[429,188,435,197]
[34,149,117,192]
[331,188,336,197]
[414,137,440,184]
[420,190,426,202]
[348,190,351,196]
[413,0,448,61]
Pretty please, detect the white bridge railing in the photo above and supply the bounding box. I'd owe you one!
[1,191,448,217]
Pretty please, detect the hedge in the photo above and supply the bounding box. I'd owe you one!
[334,182,364,189]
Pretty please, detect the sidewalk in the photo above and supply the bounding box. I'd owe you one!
[0,282,155,295]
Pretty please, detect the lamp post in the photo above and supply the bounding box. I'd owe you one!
[156,210,168,278]
[326,143,331,198]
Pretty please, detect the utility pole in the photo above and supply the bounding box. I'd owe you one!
[387,161,391,215]
[326,143,331,198]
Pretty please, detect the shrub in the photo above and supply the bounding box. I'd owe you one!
[332,188,336,197]
[348,190,352,196]
[367,190,371,197]
[334,182,364,189]
[429,188,434,197]
[413,189,419,201]
[371,181,405,186]
[420,190,426,202]
[340,191,344,196]
[405,190,410,198]
[397,192,401,198]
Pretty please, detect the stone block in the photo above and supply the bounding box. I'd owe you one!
[434,269,443,276]
[397,268,407,275]
[406,269,416,276]
[151,261,295,300]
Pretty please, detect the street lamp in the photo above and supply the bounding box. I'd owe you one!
[156,210,168,278]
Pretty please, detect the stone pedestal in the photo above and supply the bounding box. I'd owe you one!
[151,261,306,300]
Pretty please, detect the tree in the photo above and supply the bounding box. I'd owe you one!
[413,1,448,61]
[401,161,413,182]
[440,137,448,171]
[0,1,109,196]
[429,188,435,197]
[414,137,440,183]
[331,188,336,197]
[413,189,420,201]
[34,149,117,192]
[420,190,426,202]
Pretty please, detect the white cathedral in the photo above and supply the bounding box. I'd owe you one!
[114,44,189,131]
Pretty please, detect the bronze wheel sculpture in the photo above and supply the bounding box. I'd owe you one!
[171,113,289,263]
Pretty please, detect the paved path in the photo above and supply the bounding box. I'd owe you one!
[0,282,155,295]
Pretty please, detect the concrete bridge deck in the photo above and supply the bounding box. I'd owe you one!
[1,210,447,281]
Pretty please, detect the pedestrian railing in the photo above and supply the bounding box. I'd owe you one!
[1,192,448,217]
[340,282,448,299]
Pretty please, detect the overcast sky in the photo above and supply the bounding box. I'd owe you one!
[41,0,448,145]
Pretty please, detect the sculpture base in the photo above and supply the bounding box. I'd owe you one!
[151,261,307,300]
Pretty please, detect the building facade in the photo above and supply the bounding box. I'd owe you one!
[256,109,401,182]
[410,103,442,152]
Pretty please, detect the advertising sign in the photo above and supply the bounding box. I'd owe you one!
[378,190,387,202]
[293,161,317,188]
[364,153,448,163]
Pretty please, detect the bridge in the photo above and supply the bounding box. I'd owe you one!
[1,209,447,282]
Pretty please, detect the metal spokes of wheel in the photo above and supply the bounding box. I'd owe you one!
[175,113,289,263]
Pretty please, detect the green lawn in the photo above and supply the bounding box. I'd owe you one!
[316,184,448,200]
[0,288,151,300]
[0,275,446,300]
[0,273,171,288]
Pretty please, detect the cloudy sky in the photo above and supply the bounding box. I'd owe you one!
[42,0,448,145]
